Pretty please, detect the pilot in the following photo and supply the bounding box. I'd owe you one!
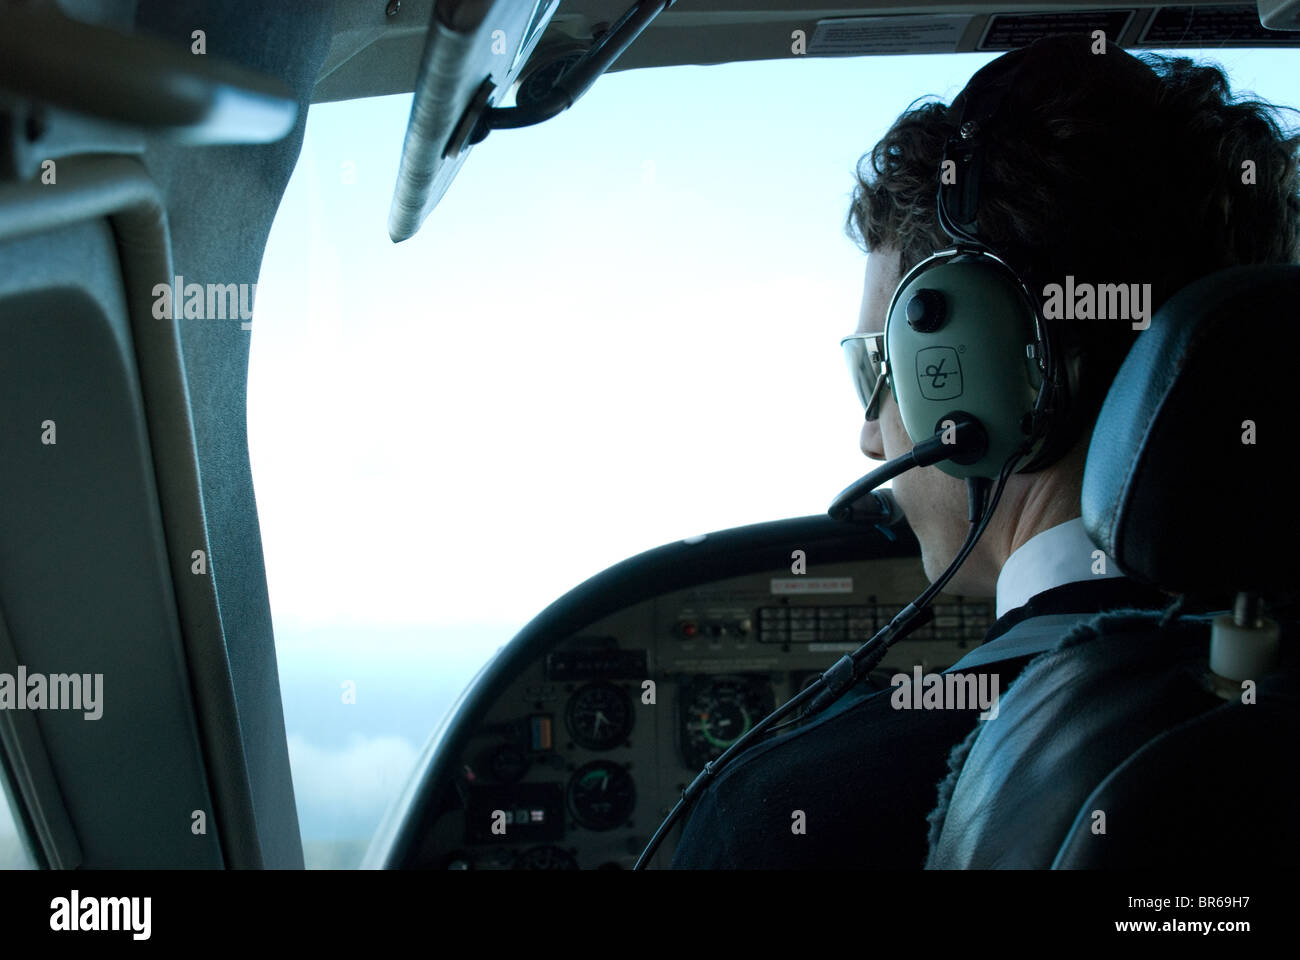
[670,33,1300,869]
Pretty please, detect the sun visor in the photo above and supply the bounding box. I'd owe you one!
[387,0,559,242]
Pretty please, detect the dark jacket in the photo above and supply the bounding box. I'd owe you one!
[925,601,1299,867]
[670,577,1171,869]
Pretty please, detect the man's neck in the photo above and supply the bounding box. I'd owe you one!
[940,446,1089,598]
[986,468,1085,568]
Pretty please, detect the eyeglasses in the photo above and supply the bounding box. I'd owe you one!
[841,331,889,421]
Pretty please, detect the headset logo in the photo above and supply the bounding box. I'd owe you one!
[915,347,963,400]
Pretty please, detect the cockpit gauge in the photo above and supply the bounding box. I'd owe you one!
[680,675,775,768]
[487,743,529,783]
[566,760,636,831]
[564,682,632,750]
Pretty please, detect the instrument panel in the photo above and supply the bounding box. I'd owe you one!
[427,554,992,869]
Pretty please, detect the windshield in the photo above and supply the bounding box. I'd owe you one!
[0,759,34,868]
[249,48,1300,868]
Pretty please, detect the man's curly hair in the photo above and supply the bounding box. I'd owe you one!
[845,34,1300,430]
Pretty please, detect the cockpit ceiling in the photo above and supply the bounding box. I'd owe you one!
[312,0,1300,104]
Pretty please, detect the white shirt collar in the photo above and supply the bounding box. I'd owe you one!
[995,516,1123,619]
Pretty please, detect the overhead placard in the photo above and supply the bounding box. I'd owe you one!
[1141,4,1300,44]
[979,9,1136,49]
[809,15,971,55]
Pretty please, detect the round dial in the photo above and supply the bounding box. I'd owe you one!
[565,682,632,750]
[514,845,579,870]
[567,760,636,831]
[680,676,775,768]
[487,743,529,783]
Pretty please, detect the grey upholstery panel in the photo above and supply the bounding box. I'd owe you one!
[0,220,223,866]
[0,155,270,867]
[135,0,338,869]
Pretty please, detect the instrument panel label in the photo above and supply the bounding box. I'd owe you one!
[770,577,853,595]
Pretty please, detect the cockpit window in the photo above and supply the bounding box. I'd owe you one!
[250,49,1299,868]
[0,768,35,868]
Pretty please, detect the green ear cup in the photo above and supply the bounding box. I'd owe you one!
[884,251,1046,478]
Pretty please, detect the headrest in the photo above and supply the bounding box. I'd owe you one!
[1083,265,1300,600]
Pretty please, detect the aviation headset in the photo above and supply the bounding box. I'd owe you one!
[880,44,1088,479]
